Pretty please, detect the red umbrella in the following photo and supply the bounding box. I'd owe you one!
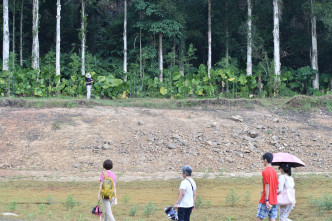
[272,152,306,168]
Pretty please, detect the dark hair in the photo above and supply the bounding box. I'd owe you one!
[103,159,113,170]
[262,152,273,163]
[182,165,192,176]
[279,163,292,176]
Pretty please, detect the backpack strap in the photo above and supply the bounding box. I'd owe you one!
[186,179,194,193]
[103,171,109,179]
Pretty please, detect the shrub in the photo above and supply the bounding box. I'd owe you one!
[225,189,240,207]
[63,194,76,210]
[129,206,138,216]
[195,195,203,209]
[122,192,130,204]
[8,201,16,212]
[308,192,332,215]
[143,201,157,217]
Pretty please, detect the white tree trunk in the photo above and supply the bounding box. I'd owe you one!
[158,32,163,82]
[311,0,319,89]
[207,0,212,78]
[81,0,86,76]
[225,0,229,65]
[56,0,61,87]
[123,0,127,81]
[20,0,23,66]
[3,0,10,71]
[246,0,252,76]
[12,0,16,67]
[139,27,142,80]
[273,0,280,77]
[32,0,40,71]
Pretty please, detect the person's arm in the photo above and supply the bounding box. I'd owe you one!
[174,189,186,209]
[193,190,196,209]
[265,183,272,208]
[277,175,285,193]
[98,181,102,201]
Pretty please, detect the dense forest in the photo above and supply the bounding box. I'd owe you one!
[0,0,331,99]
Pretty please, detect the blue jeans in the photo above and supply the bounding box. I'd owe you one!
[178,207,193,221]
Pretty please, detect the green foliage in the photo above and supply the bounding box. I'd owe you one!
[308,192,332,215]
[8,201,16,212]
[63,194,76,210]
[225,189,240,207]
[195,195,203,209]
[143,201,157,217]
[129,206,138,216]
[122,192,130,205]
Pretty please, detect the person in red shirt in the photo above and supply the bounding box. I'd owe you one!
[256,152,279,221]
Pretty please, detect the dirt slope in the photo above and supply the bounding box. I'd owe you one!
[0,103,331,176]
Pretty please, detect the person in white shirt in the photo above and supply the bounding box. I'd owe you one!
[277,163,295,221]
[174,166,197,221]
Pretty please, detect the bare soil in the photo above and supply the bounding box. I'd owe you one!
[0,100,331,181]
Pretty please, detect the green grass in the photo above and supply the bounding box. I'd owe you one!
[0,175,331,220]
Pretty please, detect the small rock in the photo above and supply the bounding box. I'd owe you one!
[226,157,234,163]
[148,137,155,142]
[273,118,280,123]
[74,163,81,168]
[249,130,259,138]
[248,142,255,151]
[211,122,218,128]
[230,115,243,123]
[102,144,109,150]
[167,143,177,149]
[272,136,279,141]
[138,120,144,126]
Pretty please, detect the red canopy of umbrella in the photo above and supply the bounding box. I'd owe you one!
[272,152,306,168]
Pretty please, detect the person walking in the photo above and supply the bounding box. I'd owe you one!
[85,73,94,99]
[256,153,279,221]
[277,163,295,221]
[174,166,196,221]
[98,159,116,221]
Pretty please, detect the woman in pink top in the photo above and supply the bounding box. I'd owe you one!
[98,159,117,221]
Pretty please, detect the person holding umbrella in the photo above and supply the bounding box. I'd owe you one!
[272,152,305,221]
[277,163,296,221]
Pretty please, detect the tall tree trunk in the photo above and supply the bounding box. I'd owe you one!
[32,0,40,72]
[3,0,10,71]
[139,26,142,80]
[273,0,281,96]
[158,32,163,82]
[139,12,143,80]
[207,0,212,78]
[179,35,185,76]
[172,37,176,67]
[56,0,61,87]
[12,0,16,67]
[81,0,86,76]
[311,0,319,89]
[20,0,23,66]
[123,0,127,81]
[246,0,252,76]
[225,0,229,65]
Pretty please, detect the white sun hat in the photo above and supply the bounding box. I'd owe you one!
[86,73,91,78]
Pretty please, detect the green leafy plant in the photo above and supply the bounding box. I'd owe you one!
[225,189,240,207]
[8,201,16,212]
[122,192,130,205]
[308,192,332,215]
[129,206,138,216]
[195,195,203,209]
[143,201,157,217]
[63,194,76,210]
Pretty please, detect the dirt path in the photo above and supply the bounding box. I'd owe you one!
[0,103,331,179]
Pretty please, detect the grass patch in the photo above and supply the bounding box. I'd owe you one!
[284,95,332,112]
[0,175,331,220]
